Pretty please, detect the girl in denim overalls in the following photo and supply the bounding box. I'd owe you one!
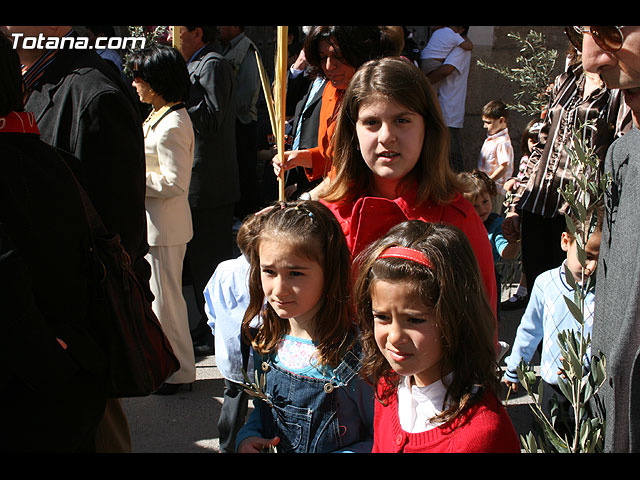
[235,201,374,453]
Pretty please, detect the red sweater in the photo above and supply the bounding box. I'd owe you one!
[321,188,498,317]
[372,388,521,453]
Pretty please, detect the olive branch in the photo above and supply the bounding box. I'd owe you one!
[513,120,609,453]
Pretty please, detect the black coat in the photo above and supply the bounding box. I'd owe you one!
[290,76,325,151]
[0,130,107,452]
[24,44,150,287]
[185,43,240,209]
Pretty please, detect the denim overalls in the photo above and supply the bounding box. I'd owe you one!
[257,344,366,453]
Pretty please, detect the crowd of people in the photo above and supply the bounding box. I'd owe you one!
[1,25,639,454]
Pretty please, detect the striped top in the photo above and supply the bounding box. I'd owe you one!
[511,63,631,218]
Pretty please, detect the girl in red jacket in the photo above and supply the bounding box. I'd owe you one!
[319,56,497,317]
[352,220,520,453]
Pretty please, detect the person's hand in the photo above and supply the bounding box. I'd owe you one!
[272,150,312,177]
[502,378,518,393]
[504,178,517,193]
[291,48,308,71]
[237,435,280,453]
[502,212,521,243]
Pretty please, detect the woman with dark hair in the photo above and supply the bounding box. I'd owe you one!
[272,26,391,188]
[129,44,196,395]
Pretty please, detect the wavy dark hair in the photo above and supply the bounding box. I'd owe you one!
[303,26,390,79]
[128,44,191,103]
[352,220,499,423]
[241,200,355,368]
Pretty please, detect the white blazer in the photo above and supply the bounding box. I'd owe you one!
[143,104,195,247]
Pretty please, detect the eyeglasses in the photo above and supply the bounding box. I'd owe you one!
[565,26,625,53]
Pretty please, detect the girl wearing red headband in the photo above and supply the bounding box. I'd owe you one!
[353,220,520,453]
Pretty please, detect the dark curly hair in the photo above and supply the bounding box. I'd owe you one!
[303,26,390,79]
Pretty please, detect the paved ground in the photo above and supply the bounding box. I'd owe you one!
[121,284,539,453]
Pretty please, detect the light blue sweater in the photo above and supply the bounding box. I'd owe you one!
[504,262,595,385]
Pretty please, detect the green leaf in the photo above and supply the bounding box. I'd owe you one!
[564,212,577,237]
[563,294,584,323]
[556,376,572,404]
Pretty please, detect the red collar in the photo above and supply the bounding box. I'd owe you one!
[0,112,40,134]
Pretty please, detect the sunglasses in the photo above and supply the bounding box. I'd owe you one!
[565,26,625,53]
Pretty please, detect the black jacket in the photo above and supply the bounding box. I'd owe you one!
[185,43,240,209]
[24,43,150,288]
[0,130,107,452]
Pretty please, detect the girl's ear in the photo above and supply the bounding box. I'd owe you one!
[560,231,572,253]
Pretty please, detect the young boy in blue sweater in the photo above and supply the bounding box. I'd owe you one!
[502,202,603,433]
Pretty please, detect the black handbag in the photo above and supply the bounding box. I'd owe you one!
[66,162,180,398]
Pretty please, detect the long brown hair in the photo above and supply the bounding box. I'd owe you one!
[352,220,499,423]
[322,56,466,206]
[241,201,355,368]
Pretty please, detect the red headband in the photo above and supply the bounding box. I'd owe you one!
[378,246,432,269]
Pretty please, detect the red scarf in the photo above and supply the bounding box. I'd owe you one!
[0,111,40,134]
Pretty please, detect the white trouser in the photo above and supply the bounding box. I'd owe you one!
[146,244,196,384]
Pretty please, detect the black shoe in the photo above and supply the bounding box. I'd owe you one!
[192,333,214,357]
[501,294,529,311]
[153,382,193,396]
[193,342,214,357]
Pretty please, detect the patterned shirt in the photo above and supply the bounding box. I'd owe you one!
[504,262,595,385]
[511,63,631,218]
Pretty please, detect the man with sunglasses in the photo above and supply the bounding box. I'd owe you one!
[574,26,640,453]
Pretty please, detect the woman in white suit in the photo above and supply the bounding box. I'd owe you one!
[130,45,196,395]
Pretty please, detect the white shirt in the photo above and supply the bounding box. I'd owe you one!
[420,27,464,60]
[397,374,453,433]
[203,255,259,383]
[435,46,471,129]
[478,127,514,195]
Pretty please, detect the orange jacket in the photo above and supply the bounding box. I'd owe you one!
[304,82,343,181]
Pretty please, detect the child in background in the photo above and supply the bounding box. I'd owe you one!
[459,170,520,322]
[203,214,264,453]
[353,220,520,453]
[236,201,374,453]
[419,26,473,77]
[503,202,603,433]
[501,119,545,310]
[478,100,514,213]
[503,119,544,200]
